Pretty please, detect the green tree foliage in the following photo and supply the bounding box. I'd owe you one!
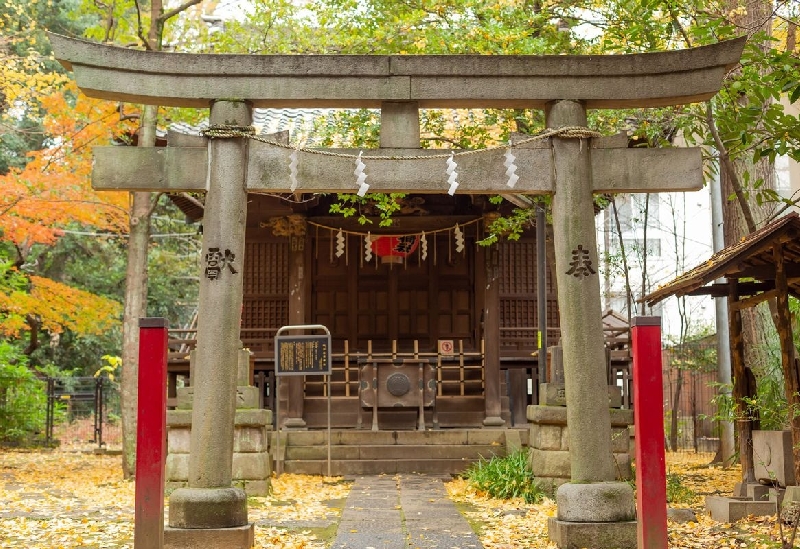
[0,341,48,444]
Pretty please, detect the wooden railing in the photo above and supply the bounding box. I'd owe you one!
[303,339,485,398]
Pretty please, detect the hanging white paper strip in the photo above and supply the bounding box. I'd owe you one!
[365,232,373,262]
[454,224,464,253]
[335,229,345,258]
[420,232,428,261]
[354,151,369,197]
[289,148,299,192]
[446,152,459,195]
[504,149,519,189]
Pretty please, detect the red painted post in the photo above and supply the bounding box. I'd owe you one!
[632,316,667,549]
[134,317,168,549]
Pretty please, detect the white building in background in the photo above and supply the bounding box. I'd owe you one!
[596,188,717,340]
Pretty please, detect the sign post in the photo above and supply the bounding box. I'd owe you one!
[134,317,168,549]
[274,325,332,476]
[632,316,667,549]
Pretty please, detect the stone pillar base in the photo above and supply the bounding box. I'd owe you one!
[483,416,505,427]
[164,524,254,549]
[548,517,636,549]
[168,487,247,529]
[283,417,308,429]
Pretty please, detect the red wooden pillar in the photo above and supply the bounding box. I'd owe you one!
[134,317,168,549]
[632,316,667,549]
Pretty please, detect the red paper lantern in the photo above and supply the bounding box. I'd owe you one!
[373,235,419,262]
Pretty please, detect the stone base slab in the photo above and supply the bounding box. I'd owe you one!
[164,523,254,549]
[705,496,777,522]
[548,517,636,549]
[556,482,636,522]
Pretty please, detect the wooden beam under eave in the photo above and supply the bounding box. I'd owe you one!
[729,289,778,311]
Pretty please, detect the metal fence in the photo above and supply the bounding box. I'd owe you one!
[0,376,120,450]
[662,340,721,454]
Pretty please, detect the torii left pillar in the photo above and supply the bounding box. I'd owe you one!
[165,100,254,548]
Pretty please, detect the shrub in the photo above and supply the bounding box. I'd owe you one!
[0,342,48,445]
[462,450,546,504]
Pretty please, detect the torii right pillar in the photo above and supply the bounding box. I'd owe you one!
[546,100,637,547]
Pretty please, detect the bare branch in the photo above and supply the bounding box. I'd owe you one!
[159,0,203,24]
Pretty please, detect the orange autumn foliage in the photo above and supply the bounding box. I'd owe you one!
[0,81,137,247]
[0,81,133,337]
[0,275,121,337]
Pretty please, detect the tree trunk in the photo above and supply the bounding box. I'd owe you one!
[670,368,683,452]
[120,103,157,479]
[718,0,775,479]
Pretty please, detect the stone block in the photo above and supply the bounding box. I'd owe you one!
[705,496,777,522]
[176,387,193,410]
[556,482,636,522]
[169,428,191,454]
[168,409,193,427]
[234,427,267,453]
[232,452,271,480]
[166,453,189,482]
[527,405,568,424]
[234,408,272,427]
[537,384,623,408]
[237,348,252,386]
[613,453,633,480]
[611,427,630,453]
[609,408,634,427]
[608,385,623,408]
[505,429,522,453]
[747,484,772,501]
[539,383,568,406]
[529,448,571,478]
[548,517,637,549]
[753,430,796,487]
[164,524,254,549]
[531,424,563,451]
[234,386,259,409]
[466,429,507,445]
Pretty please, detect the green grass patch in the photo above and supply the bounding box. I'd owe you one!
[666,472,695,504]
[461,450,546,504]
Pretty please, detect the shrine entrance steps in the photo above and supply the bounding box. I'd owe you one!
[274,428,528,476]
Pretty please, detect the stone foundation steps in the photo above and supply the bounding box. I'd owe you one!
[275,428,528,476]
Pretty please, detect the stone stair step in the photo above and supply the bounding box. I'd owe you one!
[285,443,505,461]
[284,458,483,476]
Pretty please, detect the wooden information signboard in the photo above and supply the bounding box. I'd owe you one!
[275,333,331,376]
[273,325,333,477]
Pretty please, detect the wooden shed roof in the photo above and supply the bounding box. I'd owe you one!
[644,212,800,306]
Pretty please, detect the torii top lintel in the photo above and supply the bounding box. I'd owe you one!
[49,33,745,110]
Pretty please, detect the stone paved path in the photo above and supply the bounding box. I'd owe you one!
[331,474,483,549]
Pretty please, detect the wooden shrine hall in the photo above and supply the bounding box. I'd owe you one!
[167,187,566,430]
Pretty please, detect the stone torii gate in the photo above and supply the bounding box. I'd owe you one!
[50,33,744,549]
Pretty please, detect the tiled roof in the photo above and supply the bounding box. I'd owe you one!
[644,211,800,305]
